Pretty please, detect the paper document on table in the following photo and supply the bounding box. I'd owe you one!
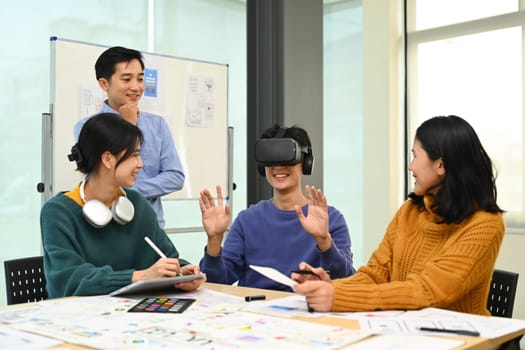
[0,324,62,350]
[250,265,298,288]
[401,307,525,339]
[5,292,373,350]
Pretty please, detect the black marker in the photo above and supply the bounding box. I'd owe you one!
[418,327,480,337]
[245,295,266,302]
[307,301,315,313]
[308,305,315,313]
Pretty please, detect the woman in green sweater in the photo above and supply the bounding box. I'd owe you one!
[293,115,504,316]
[41,113,205,297]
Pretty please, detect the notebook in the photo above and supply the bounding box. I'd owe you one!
[109,273,205,296]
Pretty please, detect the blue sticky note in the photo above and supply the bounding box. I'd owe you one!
[144,68,158,98]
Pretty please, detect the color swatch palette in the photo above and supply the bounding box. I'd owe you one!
[128,297,195,314]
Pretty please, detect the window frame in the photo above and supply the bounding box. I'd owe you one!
[406,3,525,231]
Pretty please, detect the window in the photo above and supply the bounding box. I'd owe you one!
[407,1,525,228]
[412,0,517,30]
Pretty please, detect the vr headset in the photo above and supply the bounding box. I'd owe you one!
[255,137,314,175]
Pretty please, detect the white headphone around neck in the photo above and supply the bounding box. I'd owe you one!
[79,180,135,228]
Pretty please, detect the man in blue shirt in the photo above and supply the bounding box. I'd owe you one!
[74,46,184,228]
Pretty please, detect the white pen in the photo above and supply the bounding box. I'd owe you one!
[144,236,167,258]
[144,236,183,276]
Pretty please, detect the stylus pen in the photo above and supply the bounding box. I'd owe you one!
[144,236,167,258]
[418,327,480,337]
[144,236,183,276]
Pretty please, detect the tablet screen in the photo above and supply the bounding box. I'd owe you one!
[109,274,205,296]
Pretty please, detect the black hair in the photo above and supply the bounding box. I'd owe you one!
[95,46,145,81]
[408,115,503,223]
[261,123,312,151]
[68,113,144,174]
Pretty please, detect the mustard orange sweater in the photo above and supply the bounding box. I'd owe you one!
[332,197,505,315]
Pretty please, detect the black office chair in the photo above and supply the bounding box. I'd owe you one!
[487,269,519,318]
[4,256,47,305]
[486,269,521,350]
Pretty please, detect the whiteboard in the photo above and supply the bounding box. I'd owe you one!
[49,37,229,201]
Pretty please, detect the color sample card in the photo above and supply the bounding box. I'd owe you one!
[128,297,195,314]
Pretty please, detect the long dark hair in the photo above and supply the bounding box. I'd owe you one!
[68,113,144,174]
[408,115,503,223]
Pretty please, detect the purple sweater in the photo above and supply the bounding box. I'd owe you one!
[199,199,355,291]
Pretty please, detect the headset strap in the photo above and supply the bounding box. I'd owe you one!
[275,127,286,138]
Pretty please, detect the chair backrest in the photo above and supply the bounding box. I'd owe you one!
[487,269,519,318]
[4,256,47,305]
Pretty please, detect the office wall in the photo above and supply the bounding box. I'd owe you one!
[362,1,405,259]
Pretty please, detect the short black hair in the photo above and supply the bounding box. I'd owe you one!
[71,113,144,174]
[95,46,145,81]
[409,115,503,223]
[260,123,312,151]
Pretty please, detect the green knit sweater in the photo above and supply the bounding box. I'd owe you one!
[40,187,189,298]
[332,196,505,315]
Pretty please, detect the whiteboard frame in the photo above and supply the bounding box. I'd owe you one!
[42,37,232,233]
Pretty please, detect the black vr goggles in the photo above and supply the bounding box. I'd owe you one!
[255,138,306,165]
[255,138,314,175]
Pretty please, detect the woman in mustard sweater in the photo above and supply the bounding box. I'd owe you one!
[293,115,504,316]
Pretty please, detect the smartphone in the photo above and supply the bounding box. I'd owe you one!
[291,269,331,275]
[291,269,315,275]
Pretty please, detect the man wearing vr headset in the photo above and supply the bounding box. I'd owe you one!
[198,124,356,292]
[41,113,204,298]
